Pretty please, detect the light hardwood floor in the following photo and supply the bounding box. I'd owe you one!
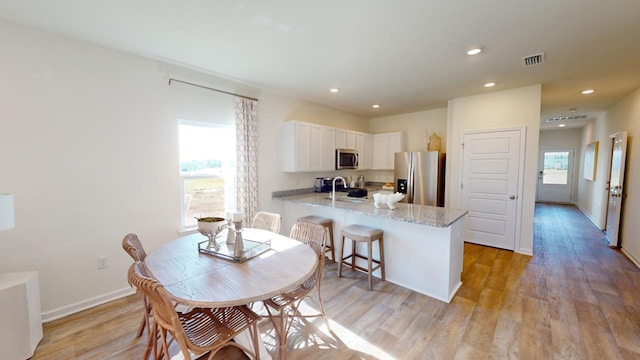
[30,204,640,359]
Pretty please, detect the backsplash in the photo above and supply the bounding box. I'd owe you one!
[272,182,388,198]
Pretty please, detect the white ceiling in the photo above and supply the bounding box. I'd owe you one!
[2,0,640,130]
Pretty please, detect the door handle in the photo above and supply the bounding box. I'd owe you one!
[509,195,516,200]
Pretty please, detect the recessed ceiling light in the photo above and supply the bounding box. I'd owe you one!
[484,82,496,88]
[558,124,566,128]
[372,104,380,109]
[581,89,595,95]
[467,48,482,56]
[569,108,577,112]
[329,88,339,93]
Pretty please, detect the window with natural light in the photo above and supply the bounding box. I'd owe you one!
[179,121,235,229]
[542,151,569,185]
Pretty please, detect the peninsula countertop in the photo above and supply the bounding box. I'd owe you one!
[275,191,467,228]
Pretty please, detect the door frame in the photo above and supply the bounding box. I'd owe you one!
[458,126,527,252]
[536,148,575,203]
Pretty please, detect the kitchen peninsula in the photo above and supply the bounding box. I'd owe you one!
[275,191,467,303]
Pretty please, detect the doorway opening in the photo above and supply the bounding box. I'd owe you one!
[536,149,574,203]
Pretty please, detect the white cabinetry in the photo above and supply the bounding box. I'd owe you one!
[323,128,336,171]
[363,134,373,170]
[335,129,346,149]
[283,121,400,172]
[354,132,371,170]
[0,272,43,359]
[372,132,404,170]
[282,121,336,172]
[346,131,356,149]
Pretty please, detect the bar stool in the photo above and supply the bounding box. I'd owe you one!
[338,224,385,290]
[297,215,336,262]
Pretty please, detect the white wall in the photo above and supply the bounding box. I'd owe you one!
[576,113,610,228]
[538,128,583,203]
[577,87,640,264]
[0,20,365,318]
[366,108,447,183]
[447,85,542,255]
[369,108,448,151]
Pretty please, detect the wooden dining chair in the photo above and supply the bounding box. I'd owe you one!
[121,233,152,339]
[263,220,330,359]
[252,211,282,234]
[128,261,262,360]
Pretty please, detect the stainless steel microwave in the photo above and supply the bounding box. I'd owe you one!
[336,148,359,169]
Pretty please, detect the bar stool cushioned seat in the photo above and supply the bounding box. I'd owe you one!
[298,215,335,262]
[338,224,385,290]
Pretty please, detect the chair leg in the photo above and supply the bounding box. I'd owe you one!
[316,287,331,331]
[337,235,345,277]
[143,320,155,360]
[135,313,147,338]
[351,239,356,271]
[367,240,373,291]
[265,304,287,360]
[327,223,335,262]
[378,236,386,281]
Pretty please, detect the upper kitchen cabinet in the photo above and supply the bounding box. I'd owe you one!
[323,127,336,171]
[372,132,405,170]
[282,121,335,172]
[335,129,346,149]
[355,132,372,170]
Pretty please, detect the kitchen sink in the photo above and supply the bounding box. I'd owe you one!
[325,196,369,203]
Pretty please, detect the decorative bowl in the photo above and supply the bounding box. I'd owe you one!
[196,217,226,249]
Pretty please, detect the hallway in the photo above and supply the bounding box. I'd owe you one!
[523,203,640,359]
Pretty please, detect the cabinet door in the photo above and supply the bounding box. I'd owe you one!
[309,125,323,171]
[295,122,311,171]
[355,132,366,169]
[323,127,336,170]
[364,134,373,170]
[346,131,357,149]
[335,129,347,149]
[372,134,388,169]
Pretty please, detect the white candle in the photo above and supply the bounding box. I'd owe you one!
[226,212,234,221]
[232,212,243,222]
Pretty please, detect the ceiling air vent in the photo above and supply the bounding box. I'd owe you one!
[545,114,589,122]
[522,53,546,67]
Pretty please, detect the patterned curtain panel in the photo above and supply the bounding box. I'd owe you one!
[234,97,259,224]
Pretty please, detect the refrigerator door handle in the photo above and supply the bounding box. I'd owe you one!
[407,161,414,203]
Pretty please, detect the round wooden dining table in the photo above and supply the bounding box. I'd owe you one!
[144,228,318,308]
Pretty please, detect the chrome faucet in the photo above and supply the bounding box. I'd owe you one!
[332,176,346,203]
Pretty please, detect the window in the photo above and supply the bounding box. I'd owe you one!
[542,151,569,185]
[179,120,235,229]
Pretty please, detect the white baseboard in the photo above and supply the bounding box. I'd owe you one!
[516,248,533,256]
[621,248,640,269]
[575,203,604,230]
[41,287,136,323]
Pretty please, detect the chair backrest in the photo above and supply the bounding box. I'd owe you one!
[252,211,282,234]
[122,233,147,261]
[128,261,186,340]
[289,221,326,290]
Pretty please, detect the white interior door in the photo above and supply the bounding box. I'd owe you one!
[606,131,628,247]
[536,149,574,203]
[461,129,522,250]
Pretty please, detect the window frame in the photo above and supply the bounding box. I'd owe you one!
[178,119,236,231]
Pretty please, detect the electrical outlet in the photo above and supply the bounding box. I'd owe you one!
[97,256,109,269]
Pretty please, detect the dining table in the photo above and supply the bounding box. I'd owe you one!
[144,228,319,359]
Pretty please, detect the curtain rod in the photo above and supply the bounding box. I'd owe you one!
[168,78,259,102]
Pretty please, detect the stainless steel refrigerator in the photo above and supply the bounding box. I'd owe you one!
[394,151,445,206]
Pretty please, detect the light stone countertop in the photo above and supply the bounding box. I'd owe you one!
[276,191,468,228]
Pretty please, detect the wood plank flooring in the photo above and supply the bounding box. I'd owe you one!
[30,203,640,359]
